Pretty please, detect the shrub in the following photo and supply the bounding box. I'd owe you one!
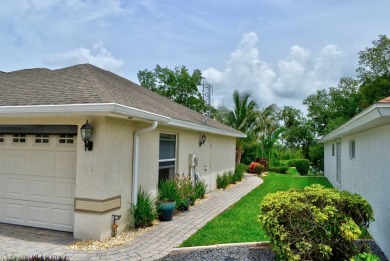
[130,187,157,228]
[233,163,246,182]
[175,174,194,199]
[259,184,374,261]
[217,172,230,189]
[253,163,265,174]
[158,178,180,203]
[194,179,207,199]
[288,159,297,167]
[268,166,288,174]
[295,159,310,175]
[255,157,268,169]
[352,252,381,261]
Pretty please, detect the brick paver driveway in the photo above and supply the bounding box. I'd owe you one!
[0,174,262,260]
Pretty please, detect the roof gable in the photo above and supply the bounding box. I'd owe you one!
[0,64,243,137]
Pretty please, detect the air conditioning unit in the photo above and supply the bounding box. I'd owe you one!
[189,153,198,167]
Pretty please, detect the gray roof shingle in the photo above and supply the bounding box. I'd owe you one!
[0,64,242,135]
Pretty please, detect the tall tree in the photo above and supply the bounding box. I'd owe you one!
[356,35,390,108]
[303,77,360,136]
[137,65,207,113]
[357,34,390,83]
[255,104,280,159]
[279,106,315,159]
[219,90,258,164]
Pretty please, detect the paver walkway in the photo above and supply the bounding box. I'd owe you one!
[0,174,262,261]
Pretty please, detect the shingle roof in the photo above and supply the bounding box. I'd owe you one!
[0,64,242,135]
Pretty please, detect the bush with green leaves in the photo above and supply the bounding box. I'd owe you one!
[295,159,310,175]
[268,166,288,174]
[216,172,230,189]
[259,184,374,261]
[352,252,381,261]
[194,179,207,199]
[234,163,247,181]
[130,187,157,228]
[253,163,265,174]
[288,159,297,167]
[158,178,180,203]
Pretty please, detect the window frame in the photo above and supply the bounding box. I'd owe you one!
[349,139,356,160]
[158,133,177,181]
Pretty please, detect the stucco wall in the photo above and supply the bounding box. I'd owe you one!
[0,116,237,240]
[74,116,134,240]
[323,124,390,258]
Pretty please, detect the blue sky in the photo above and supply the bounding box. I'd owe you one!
[1,0,389,111]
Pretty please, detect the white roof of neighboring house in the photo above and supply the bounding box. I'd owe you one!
[0,64,245,138]
[319,97,390,143]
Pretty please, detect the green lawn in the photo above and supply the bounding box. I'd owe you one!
[180,171,333,247]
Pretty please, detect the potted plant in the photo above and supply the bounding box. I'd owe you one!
[175,174,194,211]
[157,179,179,221]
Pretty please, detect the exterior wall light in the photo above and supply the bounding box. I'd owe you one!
[199,134,206,146]
[80,120,93,151]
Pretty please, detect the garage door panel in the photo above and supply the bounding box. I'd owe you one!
[5,201,25,222]
[0,134,76,232]
[30,179,51,201]
[52,208,73,231]
[9,155,28,174]
[7,178,27,198]
[29,205,49,225]
[53,181,74,205]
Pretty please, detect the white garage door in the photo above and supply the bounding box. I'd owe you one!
[0,133,76,232]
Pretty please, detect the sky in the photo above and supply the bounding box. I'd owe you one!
[1,0,389,112]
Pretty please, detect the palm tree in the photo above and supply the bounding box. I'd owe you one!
[255,104,283,162]
[218,90,258,164]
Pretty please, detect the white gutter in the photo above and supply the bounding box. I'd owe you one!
[167,119,246,138]
[132,121,158,205]
[0,103,171,123]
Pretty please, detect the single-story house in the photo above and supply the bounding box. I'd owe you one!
[0,64,245,240]
[319,97,390,259]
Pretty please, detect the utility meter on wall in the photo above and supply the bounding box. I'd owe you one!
[189,153,198,167]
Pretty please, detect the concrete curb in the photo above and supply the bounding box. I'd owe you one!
[170,241,271,254]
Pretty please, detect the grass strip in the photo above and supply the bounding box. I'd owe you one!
[180,172,333,247]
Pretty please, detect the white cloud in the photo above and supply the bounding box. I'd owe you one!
[44,42,124,73]
[203,32,345,111]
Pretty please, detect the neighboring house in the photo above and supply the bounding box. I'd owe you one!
[319,97,390,259]
[0,64,244,240]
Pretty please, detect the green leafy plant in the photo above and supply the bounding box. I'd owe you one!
[259,184,374,261]
[253,164,265,174]
[129,187,157,228]
[352,252,381,261]
[174,173,195,210]
[194,179,207,199]
[217,172,230,189]
[295,159,310,175]
[268,166,288,174]
[158,178,180,202]
[234,163,247,181]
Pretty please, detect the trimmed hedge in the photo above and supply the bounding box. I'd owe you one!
[268,166,288,174]
[259,184,374,261]
[295,159,310,175]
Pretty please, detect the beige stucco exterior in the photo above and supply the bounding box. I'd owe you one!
[0,116,237,240]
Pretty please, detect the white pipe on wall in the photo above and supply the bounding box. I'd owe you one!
[132,121,158,205]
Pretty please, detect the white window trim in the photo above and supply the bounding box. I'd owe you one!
[349,139,355,160]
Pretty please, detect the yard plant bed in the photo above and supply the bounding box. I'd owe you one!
[181,172,332,247]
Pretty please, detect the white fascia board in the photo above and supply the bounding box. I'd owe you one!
[319,103,390,143]
[167,119,246,138]
[0,103,171,123]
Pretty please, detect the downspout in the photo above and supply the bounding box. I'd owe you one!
[132,121,158,205]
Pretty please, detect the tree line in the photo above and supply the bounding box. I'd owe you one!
[137,35,390,169]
